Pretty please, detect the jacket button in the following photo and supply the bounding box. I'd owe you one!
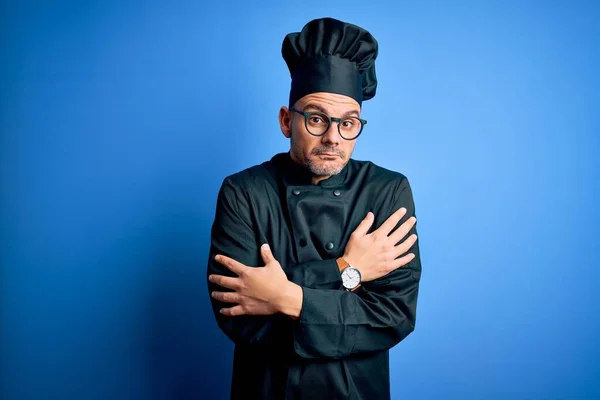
[292,189,300,195]
[325,242,334,250]
[333,190,341,197]
[299,239,307,247]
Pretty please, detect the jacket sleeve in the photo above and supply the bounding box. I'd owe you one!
[291,177,422,359]
[207,178,342,347]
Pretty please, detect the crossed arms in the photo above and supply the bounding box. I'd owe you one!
[206,176,421,359]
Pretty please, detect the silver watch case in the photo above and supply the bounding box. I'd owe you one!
[341,266,362,290]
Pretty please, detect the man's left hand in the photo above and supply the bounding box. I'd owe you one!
[209,244,300,318]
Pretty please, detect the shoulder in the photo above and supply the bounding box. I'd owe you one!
[218,155,280,196]
[349,158,417,215]
[350,158,411,191]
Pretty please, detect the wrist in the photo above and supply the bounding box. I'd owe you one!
[340,255,358,270]
[337,257,362,292]
[340,254,356,268]
[276,282,303,319]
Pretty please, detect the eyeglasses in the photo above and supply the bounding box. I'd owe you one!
[290,107,367,140]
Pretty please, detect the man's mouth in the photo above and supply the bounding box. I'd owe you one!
[317,152,339,157]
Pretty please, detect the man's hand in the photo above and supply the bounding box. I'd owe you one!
[209,244,303,319]
[343,207,417,282]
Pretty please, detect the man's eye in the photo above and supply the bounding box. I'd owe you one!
[309,117,325,124]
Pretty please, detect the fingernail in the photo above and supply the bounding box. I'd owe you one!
[401,207,407,213]
[366,212,373,219]
[262,243,270,251]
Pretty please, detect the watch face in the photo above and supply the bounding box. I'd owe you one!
[342,267,361,289]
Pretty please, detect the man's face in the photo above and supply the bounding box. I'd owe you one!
[279,92,361,181]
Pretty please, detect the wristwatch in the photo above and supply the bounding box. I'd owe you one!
[336,257,362,291]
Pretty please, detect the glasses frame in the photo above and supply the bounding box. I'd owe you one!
[290,107,367,140]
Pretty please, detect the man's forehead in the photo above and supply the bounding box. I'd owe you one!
[297,93,361,112]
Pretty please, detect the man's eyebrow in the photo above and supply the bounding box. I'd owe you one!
[302,103,328,113]
[303,103,361,118]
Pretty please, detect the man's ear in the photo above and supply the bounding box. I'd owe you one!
[279,106,292,138]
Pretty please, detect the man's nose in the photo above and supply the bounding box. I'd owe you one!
[321,122,341,145]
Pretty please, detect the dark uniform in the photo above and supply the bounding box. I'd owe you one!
[207,152,421,399]
[207,17,422,399]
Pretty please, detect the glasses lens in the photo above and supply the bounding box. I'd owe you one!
[305,112,330,136]
[339,117,363,139]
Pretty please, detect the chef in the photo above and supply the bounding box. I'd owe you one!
[207,17,422,400]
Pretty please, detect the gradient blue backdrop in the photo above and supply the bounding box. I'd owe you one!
[2,1,599,399]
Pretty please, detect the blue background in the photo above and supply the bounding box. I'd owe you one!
[2,1,599,399]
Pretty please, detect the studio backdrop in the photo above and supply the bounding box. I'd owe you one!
[1,1,599,399]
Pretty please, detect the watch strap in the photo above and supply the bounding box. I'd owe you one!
[336,257,349,272]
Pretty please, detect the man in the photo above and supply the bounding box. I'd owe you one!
[207,17,421,400]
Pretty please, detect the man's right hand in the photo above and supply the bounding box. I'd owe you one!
[342,207,417,283]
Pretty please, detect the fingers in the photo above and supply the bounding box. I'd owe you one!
[208,274,240,291]
[219,305,245,317]
[376,207,407,236]
[392,252,415,270]
[211,291,243,304]
[389,217,417,245]
[392,234,418,259]
[260,243,274,264]
[214,254,247,276]
[353,211,375,236]
[389,217,417,246]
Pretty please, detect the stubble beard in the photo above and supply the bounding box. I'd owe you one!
[305,153,345,176]
[290,140,349,177]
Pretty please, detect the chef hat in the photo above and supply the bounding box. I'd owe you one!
[282,17,378,107]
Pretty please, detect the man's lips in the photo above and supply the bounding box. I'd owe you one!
[317,152,339,157]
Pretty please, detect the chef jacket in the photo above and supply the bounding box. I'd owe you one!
[207,151,422,400]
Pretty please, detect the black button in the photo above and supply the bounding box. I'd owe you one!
[292,189,300,195]
[333,190,341,197]
[299,239,307,247]
[325,242,334,250]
